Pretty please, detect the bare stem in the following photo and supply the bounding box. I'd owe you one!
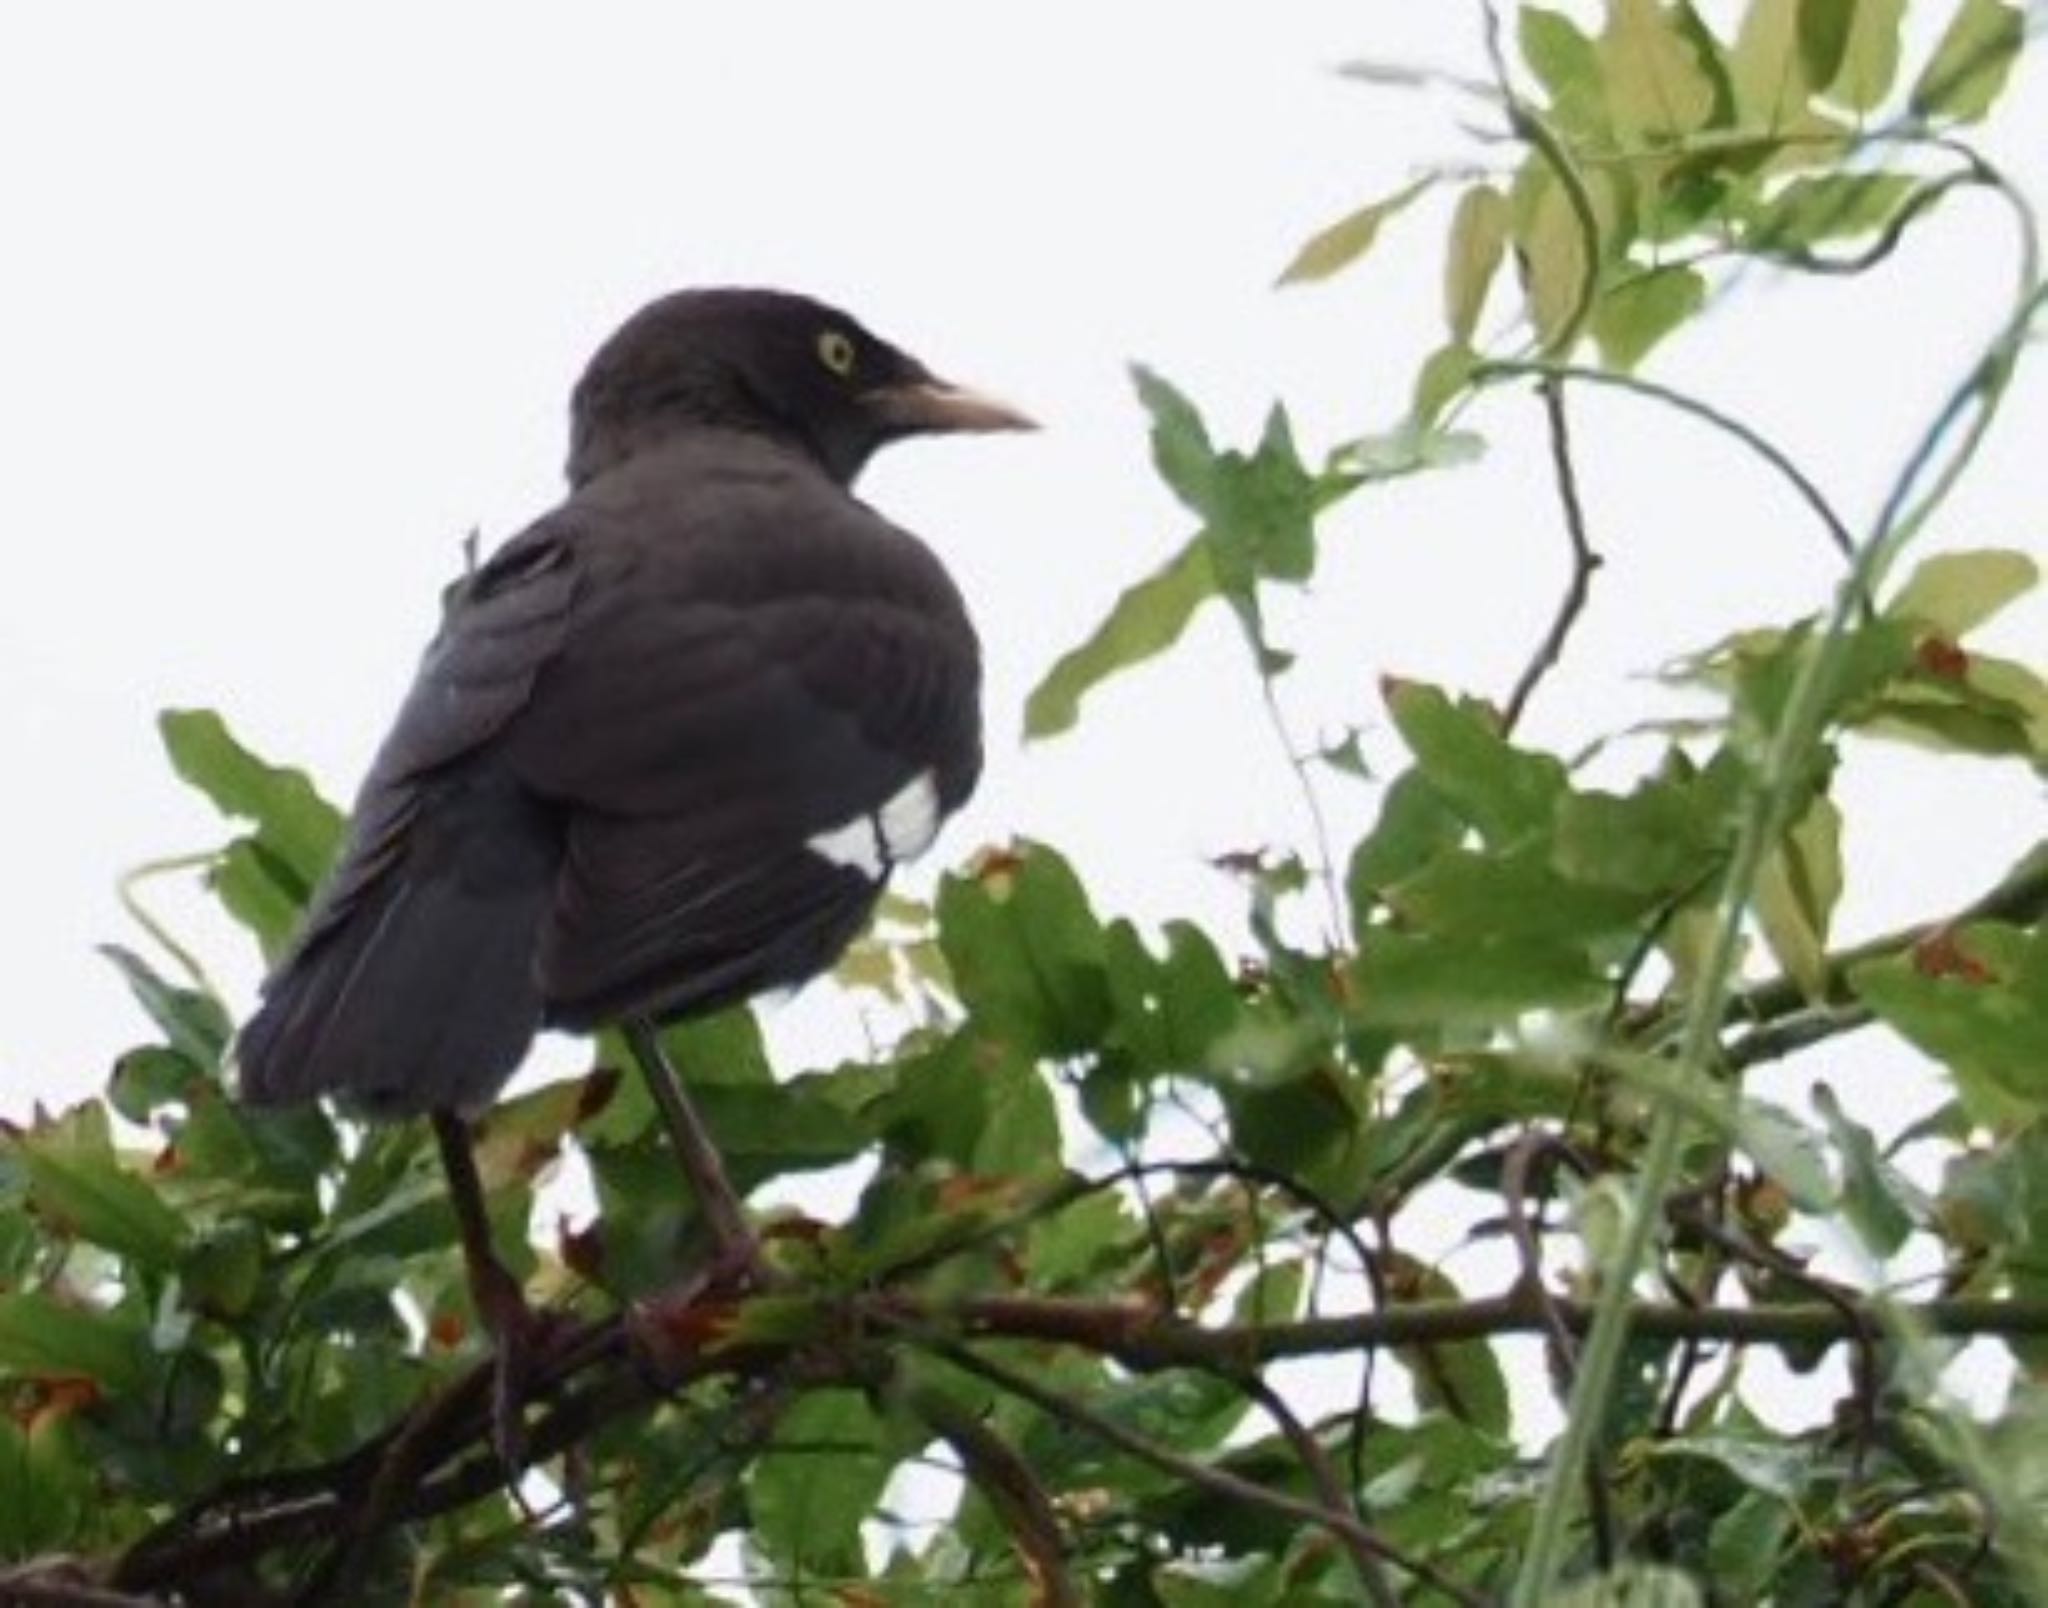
[1501,379,1603,735]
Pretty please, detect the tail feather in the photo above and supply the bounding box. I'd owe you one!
[234,774,559,1117]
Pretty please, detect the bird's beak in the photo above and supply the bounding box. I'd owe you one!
[870,378,1037,436]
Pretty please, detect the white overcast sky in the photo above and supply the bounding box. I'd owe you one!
[1,3,2042,1122]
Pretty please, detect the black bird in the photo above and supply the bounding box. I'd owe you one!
[233,289,1027,1442]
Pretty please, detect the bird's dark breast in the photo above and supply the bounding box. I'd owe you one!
[514,446,982,1030]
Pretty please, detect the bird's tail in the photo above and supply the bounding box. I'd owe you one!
[234,776,560,1118]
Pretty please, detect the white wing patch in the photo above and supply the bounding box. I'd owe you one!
[806,769,943,880]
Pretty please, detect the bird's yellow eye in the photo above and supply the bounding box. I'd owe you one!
[816,329,858,377]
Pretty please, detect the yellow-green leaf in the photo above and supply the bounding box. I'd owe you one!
[0,1294,151,1394]
[1796,0,1856,90]
[1749,173,1919,249]
[1602,0,1720,139]
[1753,793,1843,1002]
[1277,178,1433,287]
[1410,341,1479,429]
[1885,548,2039,637]
[1909,0,2023,123]
[1853,924,2048,1114]
[1444,184,1511,343]
[1516,169,1596,349]
[1521,6,1609,134]
[14,1131,191,1271]
[1024,539,1218,739]
[1828,0,1907,111]
[1592,265,1704,370]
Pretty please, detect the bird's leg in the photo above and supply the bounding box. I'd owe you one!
[430,1110,539,1481]
[621,1018,765,1287]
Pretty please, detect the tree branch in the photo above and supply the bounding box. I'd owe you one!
[908,1383,1084,1608]
[1502,378,1603,735]
[924,1290,2048,1367]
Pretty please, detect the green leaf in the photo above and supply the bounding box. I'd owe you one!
[1707,1490,1796,1597]
[1028,370,1337,736]
[881,1033,1061,1178]
[1909,0,2023,123]
[1655,1424,1815,1501]
[212,837,312,960]
[1551,766,1732,896]
[1276,178,1432,287]
[0,1293,151,1394]
[1350,930,1606,1029]
[1728,0,1859,145]
[1601,0,1721,140]
[1521,7,1609,134]
[1134,365,1220,514]
[1384,682,1568,847]
[655,1004,774,1089]
[1516,165,1596,349]
[1102,919,1242,1078]
[1748,172,1919,250]
[1391,1257,1512,1435]
[1024,538,1218,738]
[1444,184,1512,343]
[748,1389,896,1578]
[0,1410,91,1557]
[1752,792,1843,1002]
[1795,0,1855,89]
[1885,547,2039,637]
[1853,924,2048,1114]
[1813,1084,1919,1257]
[1593,266,1705,370]
[1218,1062,1376,1198]
[1827,0,1908,111]
[183,1220,267,1319]
[1206,406,1324,595]
[938,842,1111,1058]
[13,1124,190,1270]
[98,944,234,1070]
[1550,1562,1705,1606]
[1730,0,1833,130]
[107,1046,209,1123]
[1231,1258,1305,1327]
[158,708,345,890]
[1410,342,1480,430]
[1388,843,1657,945]
[1332,420,1486,479]
[1347,770,1467,922]
[690,1081,870,1180]
[1859,650,2048,760]
[1734,1097,1833,1210]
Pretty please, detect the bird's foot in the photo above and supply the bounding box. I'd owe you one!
[465,1255,563,1489]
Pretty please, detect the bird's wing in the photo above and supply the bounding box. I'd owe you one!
[285,521,584,963]
[511,490,982,1027]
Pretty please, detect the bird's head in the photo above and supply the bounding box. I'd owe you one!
[567,287,1033,487]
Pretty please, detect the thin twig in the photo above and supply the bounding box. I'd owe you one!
[908,1385,1083,1608]
[1255,675,1350,948]
[1499,1132,1614,1568]
[913,1334,1432,1601]
[1502,379,1603,735]
[1474,360,1860,568]
[1236,1377,1428,1607]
